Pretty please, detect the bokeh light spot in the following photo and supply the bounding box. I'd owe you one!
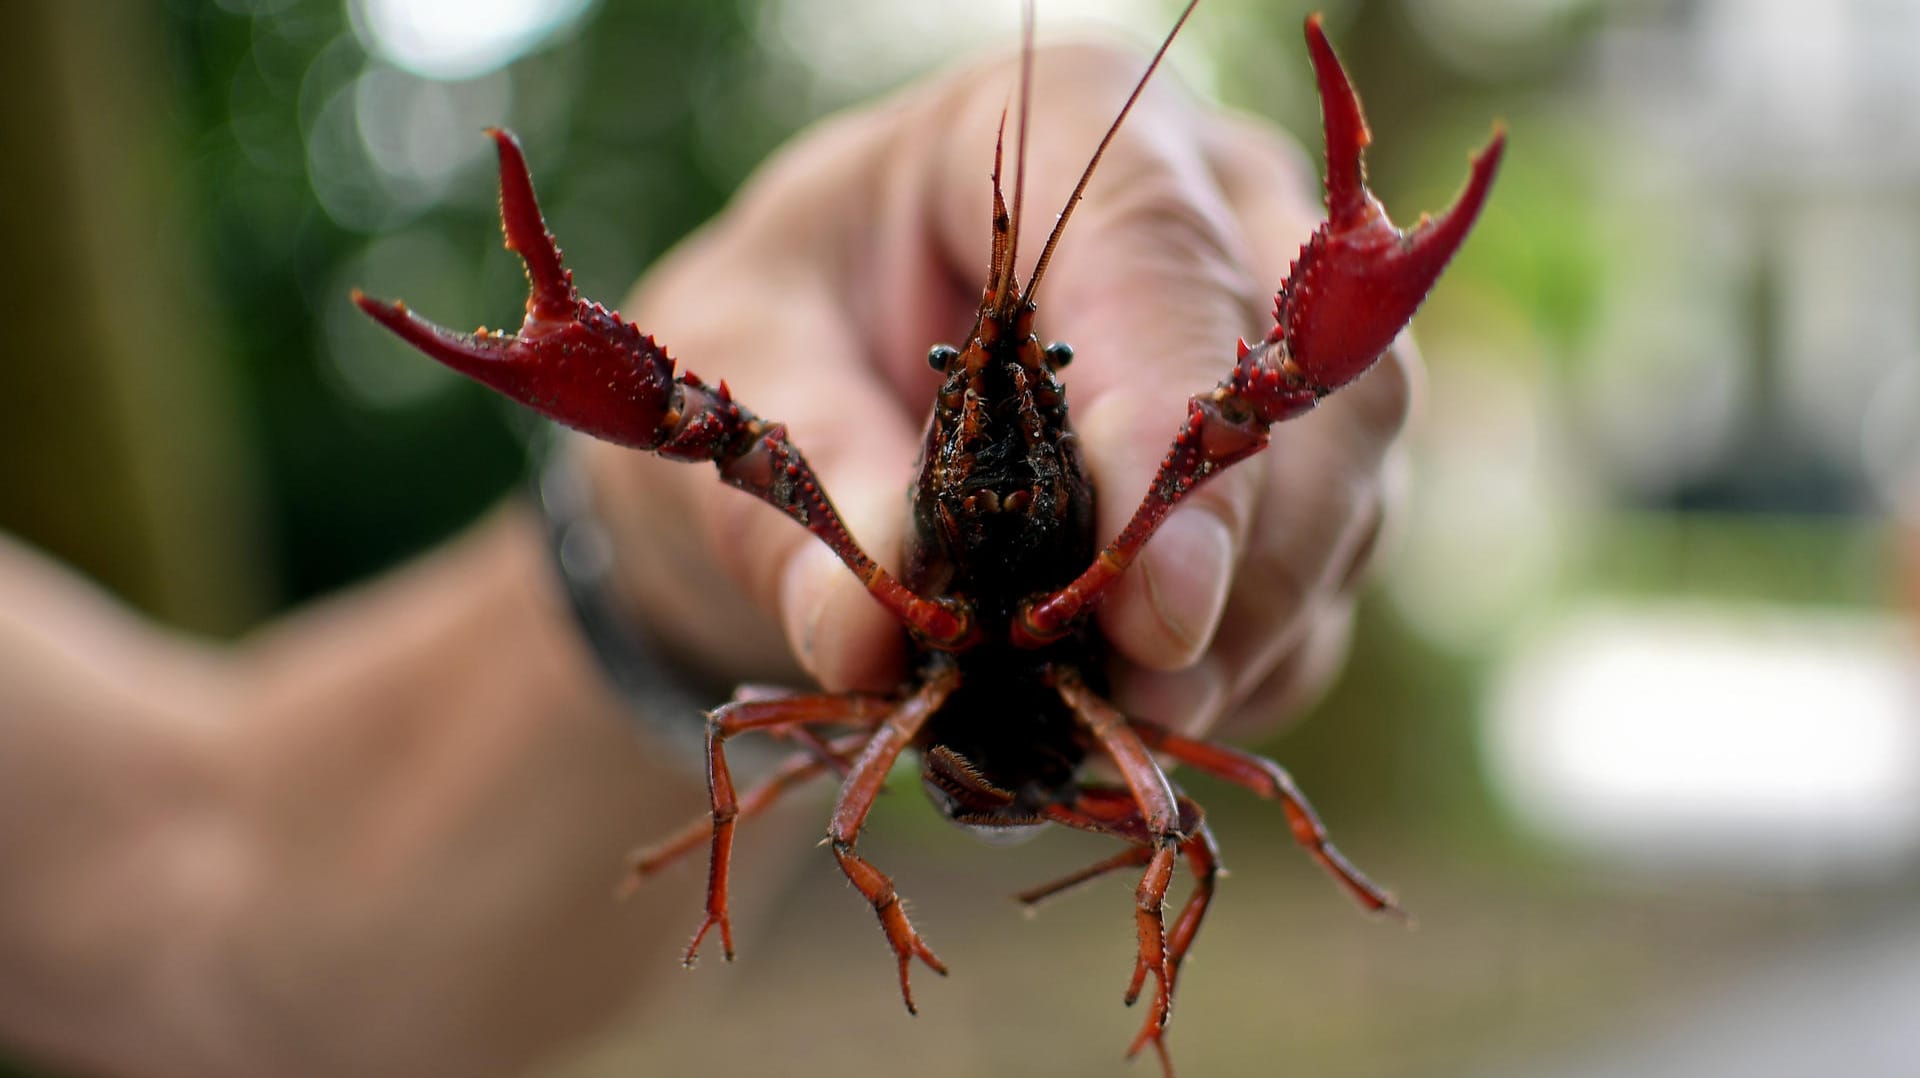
[349,0,594,81]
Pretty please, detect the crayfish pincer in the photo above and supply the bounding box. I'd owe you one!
[355,3,1502,1072]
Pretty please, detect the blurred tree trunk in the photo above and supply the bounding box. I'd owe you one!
[0,2,269,633]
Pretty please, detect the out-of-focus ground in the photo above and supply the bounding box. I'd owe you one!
[550,801,1918,1077]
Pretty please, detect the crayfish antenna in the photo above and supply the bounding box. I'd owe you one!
[1022,0,1201,307]
[1275,15,1506,392]
[1000,0,1037,305]
[987,109,1014,305]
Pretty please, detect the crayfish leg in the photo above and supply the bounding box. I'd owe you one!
[620,732,859,890]
[1029,785,1221,1075]
[1052,674,1187,1047]
[825,670,959,1015]
[656,691,896,967]
[1129,718,1404,920]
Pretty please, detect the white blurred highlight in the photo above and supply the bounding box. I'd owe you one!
[1487,603,1920,879]
[350,0,592,81]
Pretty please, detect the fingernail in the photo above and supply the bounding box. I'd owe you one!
[1142,509,1234,664]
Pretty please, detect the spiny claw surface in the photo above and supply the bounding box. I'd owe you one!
[486,126,576,318]
[1269,14,1506,394]
[353,129,683,453]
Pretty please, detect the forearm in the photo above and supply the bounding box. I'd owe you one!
[0,533,238,1073]
[0,506,770,1078]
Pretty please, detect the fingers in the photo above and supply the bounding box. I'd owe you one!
[598,113,925,693]
[1212,594,1359,742]
[1111,443,1387,737]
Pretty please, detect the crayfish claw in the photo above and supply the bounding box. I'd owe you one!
[1304,13,1370,230]
[1403,124,1507,289]
[351,290,524,379]
[485,127,578,320]
[1272,17,1506,395]
[356,130,687,451]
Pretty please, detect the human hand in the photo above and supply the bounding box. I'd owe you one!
[584,39,1412,740]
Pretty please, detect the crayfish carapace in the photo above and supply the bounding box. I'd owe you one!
[355,3,1502,1071]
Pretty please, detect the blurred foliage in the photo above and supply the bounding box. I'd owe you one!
[151,0,801,606]
[1586,512,1890,608]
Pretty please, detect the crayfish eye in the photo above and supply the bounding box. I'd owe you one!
[927,344,960,371]
[1043,341,1074,370]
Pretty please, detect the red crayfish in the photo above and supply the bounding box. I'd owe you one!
[355,4,1502,1071]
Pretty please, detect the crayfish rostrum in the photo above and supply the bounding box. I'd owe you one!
[355,3,1502,1071]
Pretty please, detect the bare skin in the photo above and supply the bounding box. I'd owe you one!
[0,41,1409,1078]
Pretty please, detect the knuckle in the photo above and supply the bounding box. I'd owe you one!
[1080,170,1244,277]
[1033,39,1163,99]
[1249,443,1373,598]
[1216,596,1357,739]
[1238,538,1318,636]
[1205,112,1316,198]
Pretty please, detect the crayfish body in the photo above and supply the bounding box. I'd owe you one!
[355,4,1502,1072]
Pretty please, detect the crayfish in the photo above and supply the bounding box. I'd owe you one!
[355,3,1502,1072]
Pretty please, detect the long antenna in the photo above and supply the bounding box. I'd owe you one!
[1023,0,1200,307]
[1003,0,1036,299]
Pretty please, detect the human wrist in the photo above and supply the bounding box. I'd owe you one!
[528,430,732,767]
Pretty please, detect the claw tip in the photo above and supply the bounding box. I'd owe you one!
[1481,123,1510,163]
[350,290,408,323]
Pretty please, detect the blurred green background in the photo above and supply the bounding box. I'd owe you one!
[3,0,1916,1075]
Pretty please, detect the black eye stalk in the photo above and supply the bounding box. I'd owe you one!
[927,344,961,371]
[1043,341,1073,370]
